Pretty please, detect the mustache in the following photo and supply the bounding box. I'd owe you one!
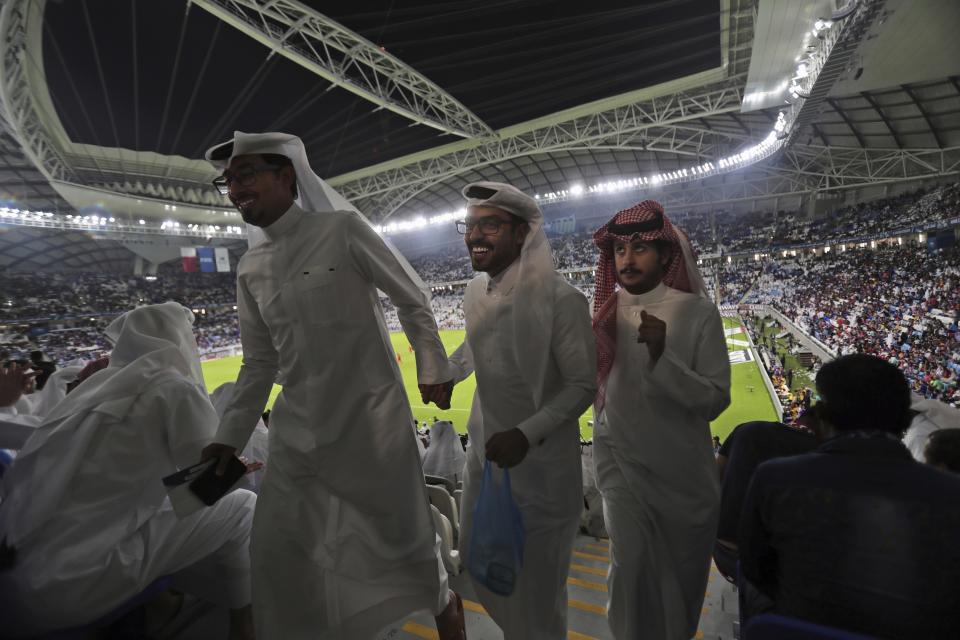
[619,267,641,274]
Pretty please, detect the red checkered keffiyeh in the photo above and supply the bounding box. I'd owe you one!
[592,200,697,413]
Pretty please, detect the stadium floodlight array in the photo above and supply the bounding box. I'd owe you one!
[0,205,247,239]
[374,7,858,236]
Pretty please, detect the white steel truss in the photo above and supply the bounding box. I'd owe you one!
[329,77,749,218]
[0,0,75,183]
[518,145,960,212]
[191,0,493,139]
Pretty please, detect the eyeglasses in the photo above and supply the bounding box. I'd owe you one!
[212,164,280,195]
[455,218,517,235]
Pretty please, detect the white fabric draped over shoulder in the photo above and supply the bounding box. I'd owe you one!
[422,420,465,482]
[0,302,255,635]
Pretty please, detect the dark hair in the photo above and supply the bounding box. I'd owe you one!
[925,429,960,473]
[814,354,912,435]
[261,153,298,199]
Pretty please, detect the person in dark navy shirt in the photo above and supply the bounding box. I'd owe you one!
[739,354,960,639]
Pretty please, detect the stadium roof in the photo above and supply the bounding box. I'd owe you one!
[0,0,957,272]
[41,0,723,177]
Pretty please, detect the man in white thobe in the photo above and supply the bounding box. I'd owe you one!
[201,132,464,640]
[591,200,731,639]
[0,302,256,638]
[448,182,597,639]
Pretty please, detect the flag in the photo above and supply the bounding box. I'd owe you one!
[181,247,198,272]
[197,247,216,273]
[215,247,231,272]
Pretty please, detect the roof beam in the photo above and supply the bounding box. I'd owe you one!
[859,91,903,149]
[191,0,493,139]
[827,98,866,148]
[330,75,747,219]
[901,85,945,148]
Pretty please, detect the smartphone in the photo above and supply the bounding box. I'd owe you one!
[189,456,246,506]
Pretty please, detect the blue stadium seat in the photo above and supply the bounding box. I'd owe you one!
[39,576,172,639]
[743,613,878,640]
[0,448,13,479]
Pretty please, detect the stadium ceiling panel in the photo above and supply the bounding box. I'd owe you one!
[0,227,135,273]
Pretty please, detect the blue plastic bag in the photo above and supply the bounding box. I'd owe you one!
[467,460,525,596]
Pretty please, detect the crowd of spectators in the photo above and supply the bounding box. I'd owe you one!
[0,272,242,364]
[713,181,960,253]
[742,315,821,422]
[2,182,957,404]
[0,272,236,321]
[750,244,960,404]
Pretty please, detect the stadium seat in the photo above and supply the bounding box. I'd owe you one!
[40,576,172,639]
[430,505,461,576]
[743,613,878,640]
[424,474,456,495]
[0,449,13,479]
[426,483,460,544]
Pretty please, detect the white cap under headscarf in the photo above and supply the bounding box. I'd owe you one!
[462,181,558,405]
[0,302,207,545]
[205,131,361,248]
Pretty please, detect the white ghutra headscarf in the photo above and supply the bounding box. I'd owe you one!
[462,181,560,406]
[205,131,361,248]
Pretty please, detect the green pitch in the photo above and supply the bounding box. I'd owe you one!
[200,318,777,442]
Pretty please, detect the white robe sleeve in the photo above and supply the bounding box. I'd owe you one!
[447,340,475,384]
[515,289,597,446]
[345,214,450,384]
[214,275,279,451]
[647,304,731,422]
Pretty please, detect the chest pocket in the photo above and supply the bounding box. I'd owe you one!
[295,265,342,326]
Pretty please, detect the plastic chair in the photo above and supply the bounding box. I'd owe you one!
[430,505,462,576]
[743,613,878,640]
[40,576,172,639]
[424,474,456,495]
[426,483,460,544]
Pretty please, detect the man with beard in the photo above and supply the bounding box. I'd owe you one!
[591,200,730,639]
[448,182,596,639]
[200,132,464,640]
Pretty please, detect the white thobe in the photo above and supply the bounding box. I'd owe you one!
[450,261,597,640]
[595,283,730,640]
[903,397,960,462]
[214,204,451,640]
[0,376,255,635]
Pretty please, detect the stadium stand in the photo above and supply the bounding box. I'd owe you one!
[1,1,959,637]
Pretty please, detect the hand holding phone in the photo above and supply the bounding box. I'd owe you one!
[189,455,246,506]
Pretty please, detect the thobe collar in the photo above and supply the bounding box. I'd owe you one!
[485,258,520,297]
[262,203,304,241]
[618,281,669,306]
